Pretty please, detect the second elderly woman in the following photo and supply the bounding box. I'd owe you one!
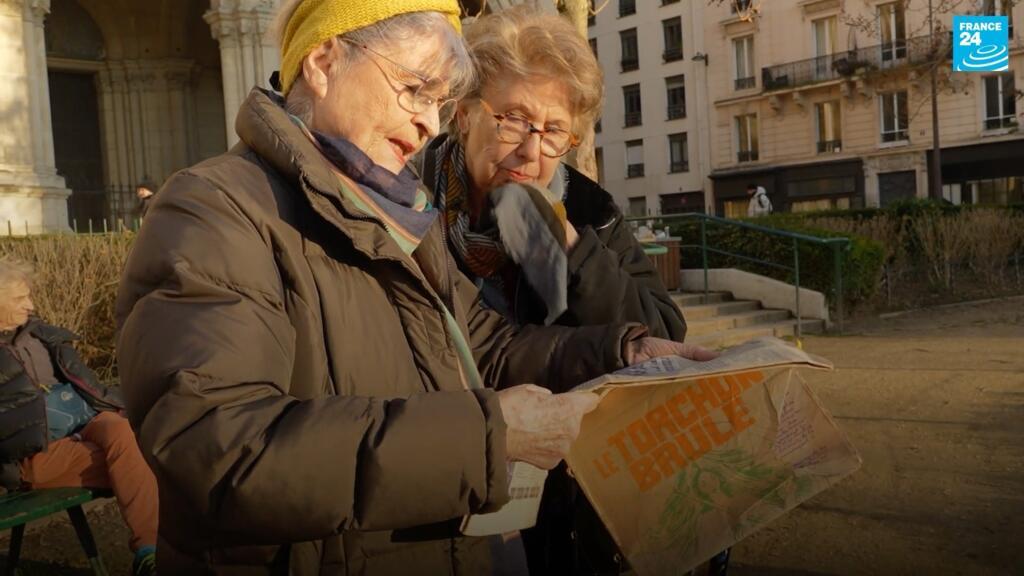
[115,1,707,574]
[420,7,704,575]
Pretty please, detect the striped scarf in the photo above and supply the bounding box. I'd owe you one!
[434,139,510,279]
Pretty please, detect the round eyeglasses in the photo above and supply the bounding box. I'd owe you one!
[478,99,580,158]
[342,39,457,126]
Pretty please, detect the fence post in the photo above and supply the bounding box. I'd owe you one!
[793,237,802,343]
[833,241,845,335]
[102,219,108,234]
[73,219,78,234]
[700,217,709,298]
[6,221,11,237]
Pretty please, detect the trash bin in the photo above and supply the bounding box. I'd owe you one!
[642,238,681,291]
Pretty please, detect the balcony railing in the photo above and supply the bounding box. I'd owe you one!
[621,58,639,72]
[734,76,756,90]
[881,129,908,143]
[737,150,759,163]
[627,164,645,178]
[818,139,842,153]
[667,105,685,120]
[620,0,636,16]
[761,34,953,92]
[670,161,689,173]
[985,115,1018,130]
[624,111,642,127]
[663,48,683,62]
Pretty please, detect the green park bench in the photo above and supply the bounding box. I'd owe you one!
[0,487,110,576]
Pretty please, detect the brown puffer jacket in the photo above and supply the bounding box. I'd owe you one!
[115,89,642,576]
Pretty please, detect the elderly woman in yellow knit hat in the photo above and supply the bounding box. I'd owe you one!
[114,0,694,573]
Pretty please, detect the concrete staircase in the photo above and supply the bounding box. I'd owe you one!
[673,291,825,349]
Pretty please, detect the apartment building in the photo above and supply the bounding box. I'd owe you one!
[589,0,712,217]
[704,0,1024,216]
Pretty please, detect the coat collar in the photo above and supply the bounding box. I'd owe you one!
[234,88,454,305]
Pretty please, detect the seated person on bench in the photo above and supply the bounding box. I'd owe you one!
[0,259,157,576]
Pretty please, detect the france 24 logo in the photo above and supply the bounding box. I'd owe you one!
[953,16,1009,72]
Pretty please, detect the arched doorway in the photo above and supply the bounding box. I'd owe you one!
[45,0,106,228]
[44,0,227,229]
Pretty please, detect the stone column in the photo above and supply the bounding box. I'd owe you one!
[0,0,71,234]
[205,0,279,146]
[96,59,197,189]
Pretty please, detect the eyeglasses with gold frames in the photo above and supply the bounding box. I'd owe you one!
[478,99,580,158]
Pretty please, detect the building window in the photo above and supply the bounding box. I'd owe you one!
[661,192,703,214]
[732,0,753,13]
[984,73,1017,130]
[620,28,639,72]
[588,0,596,27]
[733,35,755,90]
[628,196,647,217]
[969,177,1024,205]
[879,2,907,63]
[816,100,842,153]
[812,16,837,79]
[595,117,602,133]
[588,37,598,59]
[663,17,683,62]
[984,0,1013,34]
[623,84,642,127]
[620,0,636,17]
[879,91,908,143]
[661,0,680,5]
[666,75,686,119]
[736,114,758,162]
[668,133,689,173]
[626,139,644,178]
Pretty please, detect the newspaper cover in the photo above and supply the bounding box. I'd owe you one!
[566,337,862,575]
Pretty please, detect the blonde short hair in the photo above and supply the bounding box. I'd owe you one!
[464,6,604,131]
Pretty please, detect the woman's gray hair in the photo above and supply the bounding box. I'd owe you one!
[273,4,475,126]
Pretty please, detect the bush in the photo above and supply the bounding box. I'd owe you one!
[666,216,885,310]
[0,233,133,382]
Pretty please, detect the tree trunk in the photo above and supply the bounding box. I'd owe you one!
[559,0,598,181]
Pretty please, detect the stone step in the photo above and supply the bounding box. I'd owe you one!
[675,299,760,320]
[687,318,826,349]
[670,291,732,307]
[685,309,794,337]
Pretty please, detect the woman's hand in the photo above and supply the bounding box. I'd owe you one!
[497,384,600,469]
[624,338,720,365]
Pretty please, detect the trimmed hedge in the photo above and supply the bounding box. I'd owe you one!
[665,216,885,309]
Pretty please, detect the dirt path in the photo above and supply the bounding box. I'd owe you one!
[1,298,1021,575]
[731,297,1024,576]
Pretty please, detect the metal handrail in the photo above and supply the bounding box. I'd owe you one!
[627,212,851,336]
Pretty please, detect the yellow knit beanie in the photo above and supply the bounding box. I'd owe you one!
[279,0,463,95]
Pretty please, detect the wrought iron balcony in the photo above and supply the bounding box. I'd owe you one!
[670,161,689,173]
[985,115,1017,130]
[621,58,639,72]
[737,150,759,163]
[761,34,953,92]
[627,164,645,178]
[818,139,842,153]
[667,105,685,120]
[663,48,683,62]
[734,76,756,91]
[624,111,642,127]
[620,0,636,17]
[881,130,908,143]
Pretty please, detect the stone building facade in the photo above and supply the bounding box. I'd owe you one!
[0,0,281,233]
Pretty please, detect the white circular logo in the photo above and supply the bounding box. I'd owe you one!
[959,44,1009,70]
